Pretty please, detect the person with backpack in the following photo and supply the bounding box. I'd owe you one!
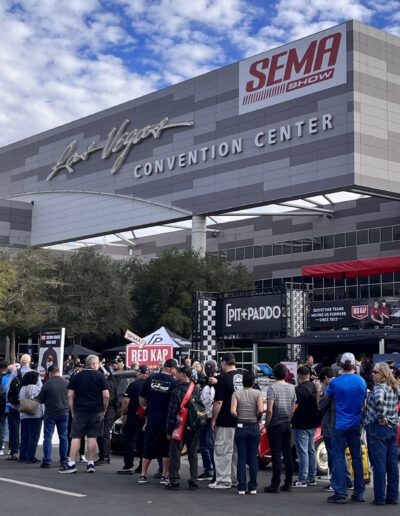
[231,370,264,495]
[165,365,207,490]
[291,366,322,488]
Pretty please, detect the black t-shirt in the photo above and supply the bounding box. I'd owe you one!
[214,370,243,427]
[68,369,109,414]
[37,376,68,419]
[291,381,322,429]
[125,378,146,421]
[140,372,176,427]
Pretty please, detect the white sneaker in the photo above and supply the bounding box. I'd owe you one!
[208,481,231,489]
[80,455,88,463]
[238,490,245,495]
[0,449,4,456]
[250,490,257,495]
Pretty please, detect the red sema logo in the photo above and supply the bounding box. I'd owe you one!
[239,25,347,114]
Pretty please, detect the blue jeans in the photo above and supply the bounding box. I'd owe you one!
[324,436,353,487]
[331,425,365,498]
[8,407,20,455]
[199,419,215,476]
[234,423,260,492]
[43,414,69,465]
[20,418,43,461]
[366,423,399,504]
[293,428,316,482]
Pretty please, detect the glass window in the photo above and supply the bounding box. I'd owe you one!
[254,280,263,289]
[324,288,334,300]
[324,278,334,287]
[335,277,344,287]
[382,272,393,283]
[302,238,313,252]
[236,247,244,260]
[346,277,357,286]
[245,246,254,259]
[293,276,303,284]
[370,284,381,298]
[292,239,302,253]
[369,228,380,243]
[263,279,272,288]
[273,243,283,256]
[381,226,393,242]
[313,236,322,251]
[272,278,283,287]
[227,249,235,261]
[394,283,400,296]
[314,277,323,288]
[346,286,358,299]
[370,274,381,284]
[359,275,368,285]
[313,289,323,301]
[345,232,356,247]
[395,272,400,282]
[360,285,369,298]
[382,283,394,297]
[254,246,263,258]
[335,287,346,299]
[282,241,292,255]
[263,245,272,257]
[357,230,368,245]
[323,235,334,249]
[334,233,345,248]
[393,225,400,241]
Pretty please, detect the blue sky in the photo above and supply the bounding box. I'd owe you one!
[0,0,399,147]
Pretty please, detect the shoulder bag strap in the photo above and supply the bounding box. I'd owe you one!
[180,382,195,409]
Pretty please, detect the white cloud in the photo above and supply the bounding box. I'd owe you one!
[0,0,398,147]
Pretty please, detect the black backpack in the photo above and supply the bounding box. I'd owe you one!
[185,390,208,432]
[7,370,22,406]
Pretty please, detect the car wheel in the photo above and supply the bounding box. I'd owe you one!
[315,438,329,477]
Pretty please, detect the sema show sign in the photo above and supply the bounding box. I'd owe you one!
[239,24,347,114]
[126,344,173,368]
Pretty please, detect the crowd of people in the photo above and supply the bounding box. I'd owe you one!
[0,351,399,506]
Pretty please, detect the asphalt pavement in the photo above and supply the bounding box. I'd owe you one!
[0,450,398,516]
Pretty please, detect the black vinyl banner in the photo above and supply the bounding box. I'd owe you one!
[220,294,282,334]
[310,297,400,328]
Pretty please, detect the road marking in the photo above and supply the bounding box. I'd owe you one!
[0,477,87,497]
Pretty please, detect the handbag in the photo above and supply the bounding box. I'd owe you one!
[171,382,195,441]
[19,386,40,416]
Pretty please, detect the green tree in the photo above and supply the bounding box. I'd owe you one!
[130,249,252,337]
[0,248,58,362]
[55,247,134,344]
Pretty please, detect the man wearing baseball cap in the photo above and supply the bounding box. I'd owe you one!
[326,352,367,504]
[138,358,177,484]
[116,365,150,475]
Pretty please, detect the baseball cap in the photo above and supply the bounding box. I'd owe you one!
[177,365,192,377]
[138,365,150,374]
[204,360,217,375]
[164,358,178,369]
[341,352,356,365]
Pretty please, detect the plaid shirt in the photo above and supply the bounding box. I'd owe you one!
[365,383,400,427]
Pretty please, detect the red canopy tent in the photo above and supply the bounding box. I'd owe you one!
[302,255,400,279]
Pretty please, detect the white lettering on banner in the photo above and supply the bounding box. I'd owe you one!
[226,303,281,327]
[239,24,347,114]
[126,344,173,367]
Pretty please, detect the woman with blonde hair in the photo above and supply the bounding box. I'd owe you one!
[365,362,400,505]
